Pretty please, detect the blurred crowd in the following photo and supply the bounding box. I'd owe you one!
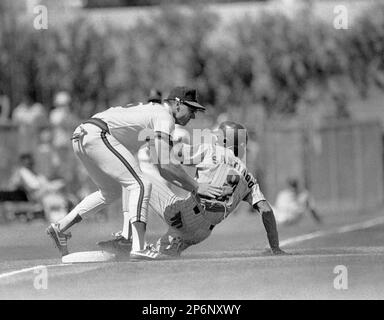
[12,91,79,177]
[0,91,99,223]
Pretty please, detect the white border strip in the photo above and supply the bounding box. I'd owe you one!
[280,216,384,247]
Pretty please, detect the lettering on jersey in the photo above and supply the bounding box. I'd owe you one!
[230,160,257,190]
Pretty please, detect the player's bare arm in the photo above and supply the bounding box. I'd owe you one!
[253,200,287,255]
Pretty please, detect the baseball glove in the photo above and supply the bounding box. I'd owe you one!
[200,196,231,213]
[199,177,237,213]
[199,163,239,213]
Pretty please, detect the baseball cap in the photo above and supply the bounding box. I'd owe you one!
[167,86,206,111]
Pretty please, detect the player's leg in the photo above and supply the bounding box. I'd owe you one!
[103,176,185,259]
[97,176,190,258]
[47,125,123,256]
[106,180,210,259]
[123,178,152,252]
[57,156,122,232]
[97,182,150,254]
[146,177,213,244]
[147,176,179,221]
[55,125,124,229]
[121,210,132,240]
[169,193,215,250]
[97,132,152,253]
[137,178,212,257]
[150,188,212,256]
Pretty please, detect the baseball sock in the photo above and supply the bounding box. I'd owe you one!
[59,213,82,232]
[121,212,132,240]
[131,221,146,251]
[56,190,111,232]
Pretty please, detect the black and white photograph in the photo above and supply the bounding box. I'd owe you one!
[0,0,384,303]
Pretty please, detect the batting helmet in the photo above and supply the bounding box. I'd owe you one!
[217,121,248,158]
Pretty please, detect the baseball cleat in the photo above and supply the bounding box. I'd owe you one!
[46,223,71,257]
[161,236,184,257]
[97,231,132,254]
[130,244,169,261]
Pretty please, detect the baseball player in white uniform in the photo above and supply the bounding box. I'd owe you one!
[117,92,193,242]
[46,86,222,258]
[99,121,286,258]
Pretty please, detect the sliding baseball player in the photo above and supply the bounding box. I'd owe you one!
[99,121,286,258]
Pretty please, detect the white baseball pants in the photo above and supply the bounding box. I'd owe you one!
[69,121,151,223]
[147,177,214,255]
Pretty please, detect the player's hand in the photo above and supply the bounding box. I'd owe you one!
[197,183,223,198]
[221,185,234,198]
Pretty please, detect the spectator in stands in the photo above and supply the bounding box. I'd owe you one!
[12,96,49,153]
[8,153,68,222]
[0,89,10,124]
[272,178,322,226]
[49,91,79,190]
[50,91,79,150]
[9,153,65,202]
[12,96,49,128]
[35,129,61,180]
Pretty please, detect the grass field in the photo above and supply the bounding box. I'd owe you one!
[1,205,384,299]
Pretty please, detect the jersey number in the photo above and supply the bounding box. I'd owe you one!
[170,212,183,229]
